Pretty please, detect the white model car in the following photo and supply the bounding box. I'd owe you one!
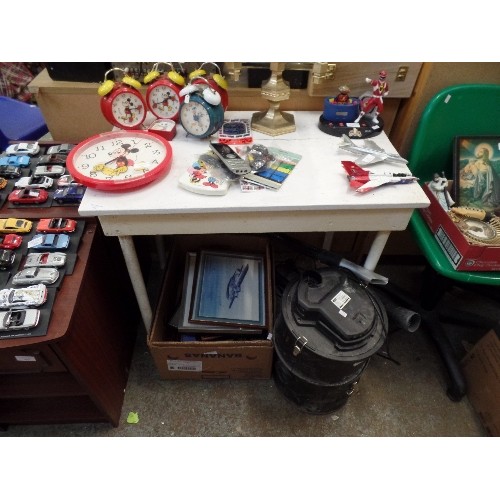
[34,165,65,178]
[5,142,40,156]
[12,267,59,285]
[15,175,54,190]
[0,309,40,331]
[24,252,66,268]
[0,284,48,308]
[47,144,74,155]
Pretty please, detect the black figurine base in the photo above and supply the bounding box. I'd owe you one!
[318,113,384,139]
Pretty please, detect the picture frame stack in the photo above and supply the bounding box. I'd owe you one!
[170,249,271,340]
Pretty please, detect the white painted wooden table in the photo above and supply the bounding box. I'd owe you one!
[78,111,430,331]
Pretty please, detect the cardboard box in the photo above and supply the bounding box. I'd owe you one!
[148,234,274,380]
[461,329,500,436]
[420,182,500,271]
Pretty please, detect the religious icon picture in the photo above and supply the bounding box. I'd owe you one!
[453,136,500,212]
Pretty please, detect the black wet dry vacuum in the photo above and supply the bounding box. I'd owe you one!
[273,267,388,414]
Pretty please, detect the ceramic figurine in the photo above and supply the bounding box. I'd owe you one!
[428,172,455,210]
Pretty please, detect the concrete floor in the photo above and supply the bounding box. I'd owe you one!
[4,258,496,500]
[1,261,489,438]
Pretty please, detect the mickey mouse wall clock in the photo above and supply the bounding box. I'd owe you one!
[66,130,173,191]
[144,62,186,122]
[98,68,147,130]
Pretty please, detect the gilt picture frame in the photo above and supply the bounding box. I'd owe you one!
[189,250,267,329]
[454,136,500,212]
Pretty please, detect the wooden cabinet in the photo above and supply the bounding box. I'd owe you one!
[0,221,139,427]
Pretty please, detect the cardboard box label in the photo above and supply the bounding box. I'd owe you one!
[435,226,463,267]
[167,359,202,372]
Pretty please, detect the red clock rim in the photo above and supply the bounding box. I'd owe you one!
[66,130,173,192]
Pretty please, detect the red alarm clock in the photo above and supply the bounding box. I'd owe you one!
[144,62,186,122]
[189,62,229,111]
[98,68,147,130]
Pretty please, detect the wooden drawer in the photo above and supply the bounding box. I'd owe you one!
[0,345,66,373]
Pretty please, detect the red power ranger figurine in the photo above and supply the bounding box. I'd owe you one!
[355,70,389,124]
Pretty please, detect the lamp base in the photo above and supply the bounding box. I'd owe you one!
[251,109,296,136]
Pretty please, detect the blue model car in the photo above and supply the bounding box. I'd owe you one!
[0,155,30,168]
[53,185,86,204]
[29,233,70,251]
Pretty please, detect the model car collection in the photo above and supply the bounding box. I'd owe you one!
[0,143,82,337]
[0,284,48,308]
[0,308,40,331]
[36,218,77,233]
[0,233,22,250]
[0,218,32,233]
[24,252,67,268]
[15,176,54,190]
[29,233,70,251]
[5,142,40,156]
[8,188,49,205]
[12,267,59,285]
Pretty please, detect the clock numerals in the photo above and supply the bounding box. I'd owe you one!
[67,130,173,191]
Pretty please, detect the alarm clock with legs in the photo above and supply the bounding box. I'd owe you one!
[97,67,147,130]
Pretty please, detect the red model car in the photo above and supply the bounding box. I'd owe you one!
[36,218,77,234]
[0,233,23,250]
[8,188,49,205]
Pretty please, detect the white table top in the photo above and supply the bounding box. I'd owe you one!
[78,111,430,236]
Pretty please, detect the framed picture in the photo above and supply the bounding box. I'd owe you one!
[190,250,267,329]
[454,136,500,211]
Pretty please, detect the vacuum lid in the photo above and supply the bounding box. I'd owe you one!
[287,268,384,351]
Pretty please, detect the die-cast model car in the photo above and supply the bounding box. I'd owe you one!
[8,188,49,205]
[53,185,86,204]
[12,267,59,285]
[0,218,33,233]
[36,218,76,233]
[0,249,15,270]
[5,142,40,156]
[24,252,66,268]
[0,155,30,168]
[57,174,81,188]
[29,233,70,251]
[0,284,48,308]
[0,309,40,331]
[0,233,23,250]
[37,154,67,166]
[34,165,65,177]
[47,144,74,155]
[0,165,23,179]
[0,177,7,190]
[14,176,54,190]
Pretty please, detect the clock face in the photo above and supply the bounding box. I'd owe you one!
[180,99,212,137]
[66,130,173,191]
[147,83,182,120]
[110,91,146,128]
